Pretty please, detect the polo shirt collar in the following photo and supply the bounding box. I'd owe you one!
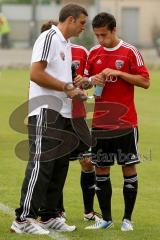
[51,25,69,43]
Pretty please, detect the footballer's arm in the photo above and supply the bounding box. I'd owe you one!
[30,61,86,98]
[102,68,150,89]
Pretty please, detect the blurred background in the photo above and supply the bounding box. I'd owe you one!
[0,0,160,68]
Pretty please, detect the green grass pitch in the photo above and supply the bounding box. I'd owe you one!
[0,69,160,240]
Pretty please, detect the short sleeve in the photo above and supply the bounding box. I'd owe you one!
[31,29,56,63]
[129,48,149,79]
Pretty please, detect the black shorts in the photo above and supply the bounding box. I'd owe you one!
[91,127,140,167]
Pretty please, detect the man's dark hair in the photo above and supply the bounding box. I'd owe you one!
[92,12,116,31]
[59,3,88,22]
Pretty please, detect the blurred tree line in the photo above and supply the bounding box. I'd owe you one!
[1,0,51,4]
[73,31,95,50]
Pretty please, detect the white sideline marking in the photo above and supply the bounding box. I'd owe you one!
[49,230,70,240]
[0,203,14,216]
[0,202,69,240]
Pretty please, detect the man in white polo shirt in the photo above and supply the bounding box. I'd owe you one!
[10,4,88,235]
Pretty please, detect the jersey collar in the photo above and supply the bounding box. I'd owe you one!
[104,39,123,51]
[51,25,69,43]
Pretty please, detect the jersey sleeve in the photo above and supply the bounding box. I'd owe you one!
[31,31,56,63]
[71,46,88,76]
[129,48,149,79]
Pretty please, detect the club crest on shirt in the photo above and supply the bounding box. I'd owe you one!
[60,51,65,61]
[115,60,124,69]
[72,60,80,69]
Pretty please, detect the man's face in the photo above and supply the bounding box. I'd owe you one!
[93,27,116,48]
[70,14,87,37]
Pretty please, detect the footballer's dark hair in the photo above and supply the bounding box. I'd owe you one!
[92,12,116,31]
[41,20,58,33]
[59,3,88,22]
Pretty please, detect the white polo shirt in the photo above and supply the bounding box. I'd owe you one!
[29,25,72,118]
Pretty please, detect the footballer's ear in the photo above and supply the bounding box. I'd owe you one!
[67,16,75,23]
[112,27,116,34]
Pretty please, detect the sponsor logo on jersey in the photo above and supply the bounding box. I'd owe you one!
[60,51,65,61]
[96,59,102,64]
[106,76,118,83]
[115,60,124,69]
[72,60,80,69]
